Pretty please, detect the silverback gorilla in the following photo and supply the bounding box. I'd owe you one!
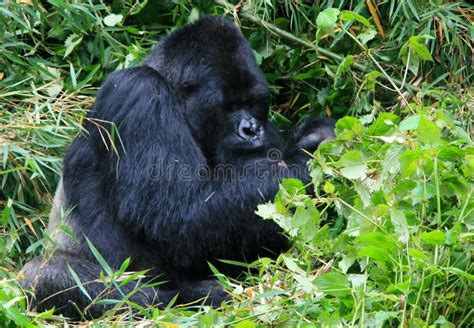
[21,17,335,318]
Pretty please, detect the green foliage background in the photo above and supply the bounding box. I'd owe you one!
[0,0,472,326]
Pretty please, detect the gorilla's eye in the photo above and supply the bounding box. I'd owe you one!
[180,82,196,96]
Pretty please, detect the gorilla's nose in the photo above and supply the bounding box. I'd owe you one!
[238,118,262,139]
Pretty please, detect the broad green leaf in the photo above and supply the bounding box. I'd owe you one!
[408,248,429,262]
[409,36,434,61]
[316,8,340,40]
[339,150,367,180]
[371,311,399,327]
[417,117,441,146]
[366,112,398,136]
[405,52,420,76]
[400,149,423,177]
[389,209,409,243]
[323,181,336,194]
[420,231,445,245]
[280,178,305,194]
[103,14,123,27]
[399,115,421,131]
[314,272,351,297]
[292,204,320,228]
[235,320,257,328]
[255,203,278,219]
[358,246,391,262]
[282,255,304,274]
[294,274,316,292]
[336,116,365,140]
[400,35,433,75]
[356,232,398,256]
[382,143,404,180]
[445,222,462,245]
[188,8,200,23]
[358,30,378,44]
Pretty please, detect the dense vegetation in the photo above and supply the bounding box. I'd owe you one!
[1,0,472,326]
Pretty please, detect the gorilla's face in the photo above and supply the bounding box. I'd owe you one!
[144,18,276,164]
[177,61,273,163]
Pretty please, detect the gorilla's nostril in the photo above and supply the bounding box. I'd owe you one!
[243,127,256,136]
[239,118,261,139]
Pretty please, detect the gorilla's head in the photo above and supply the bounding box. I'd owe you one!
[144,17,280,164]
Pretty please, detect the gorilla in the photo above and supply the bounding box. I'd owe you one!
[21,17,335,319]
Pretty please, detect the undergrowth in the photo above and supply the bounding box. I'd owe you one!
[0,0,472,326]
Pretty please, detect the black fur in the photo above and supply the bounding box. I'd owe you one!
[21,17,335,319]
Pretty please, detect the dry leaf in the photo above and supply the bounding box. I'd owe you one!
[366,0,385,38]
[246,287,254,299]
[23,216,37,237]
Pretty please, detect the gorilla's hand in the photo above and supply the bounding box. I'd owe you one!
[290,118,336,155]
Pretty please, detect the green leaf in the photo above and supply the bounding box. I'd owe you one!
[358,30,377,45]
[336,116,365,140]
[255,203,279,218]
[282,255,304,274]
[115,257,131,278]
[339,150,367,180]
[409,36,434,61]
[188,8,200,23]
[67,265,92,301]
[400,149,423,177]
[445,222,462,245]
[389,209,409,243]
[420,231,446,245]
[356,232,398,256]
[399,115,421,131]
[85,237,113,277]
[314,272,351,297]
[119,270,148,287]
[382,143,404,179]
[64,34,83,58]
[280,178,305,194]
[334,55,353,87]
[323,181,336,194]
[103,14,123,27]
[316,8,340,40]
[366,113,398,136]
[2,198,12,227]
[358,246,391,262]
[340,10,372,28]
[235,320,257,328]
[364,71,383,91]
[408,248,429,262]
[399,35,433,75]
[417,117,441,146]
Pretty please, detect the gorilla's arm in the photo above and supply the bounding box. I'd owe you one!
[64,67,309,274]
